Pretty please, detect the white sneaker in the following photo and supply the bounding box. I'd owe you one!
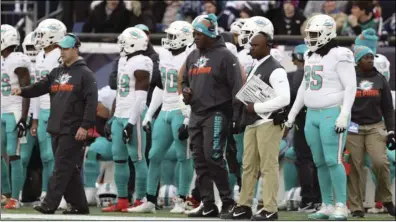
[368,206,387,214]
[185,201,203,215]
[170,197,185,213]
[39,192,47,202]
[329,202,348,220]
[308,203,335,220]
[58,197,68,210]
[127,200,155,213]
[278,199,287,211]
[84,187,97,205]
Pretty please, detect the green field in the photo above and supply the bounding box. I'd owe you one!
[2,206,395,221]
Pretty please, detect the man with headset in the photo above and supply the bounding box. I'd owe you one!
[180,14,244,218]
[12,33,98,214]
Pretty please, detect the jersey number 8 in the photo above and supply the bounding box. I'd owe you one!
[160,67,178,93]
[304,65,323,90]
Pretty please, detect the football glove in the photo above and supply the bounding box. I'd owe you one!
[14,118,27,138]
[178,124,189,140]
[123,123,134,144]
[142,115,152,134]
[335,112,349,134]
[104,117,114,141]
[387,131,395,150]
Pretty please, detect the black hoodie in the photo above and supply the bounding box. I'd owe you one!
[21,59,98,135]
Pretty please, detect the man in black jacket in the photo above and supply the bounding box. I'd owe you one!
[12,34,98,214]
[287,44,321,212]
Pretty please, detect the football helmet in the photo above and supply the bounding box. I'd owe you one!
[230,18,247,34]
[1,24,20,51]
[157,185,177,208]
[162,21,194,50]
[22,32,38,61]
[96,183,117,207]
[117,27,148,56]
[33,18,67,50]
[238,16,274,47]
[304,14,337,52]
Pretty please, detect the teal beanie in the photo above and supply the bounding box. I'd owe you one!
[354,28,378,54]
[192,14,218,38]
[353,45,374,63]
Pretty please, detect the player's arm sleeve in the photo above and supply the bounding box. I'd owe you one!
[128,57,153,125]
[20,68,54,98]
[380,78,395,132]
[336,50,357,117]
[81,70,98,130]
[254,68,290,113]
[109,58,119,90]
[288,78,305,121]
[32,98,40,119]
[224,53,243,121]
[146,86,163,118]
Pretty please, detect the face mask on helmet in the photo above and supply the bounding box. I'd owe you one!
[238,30,253,47]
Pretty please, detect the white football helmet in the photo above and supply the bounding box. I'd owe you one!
[95,183,117,207]
[1,24,20,51]
[22,32,38,61]
[157,185,177,208]
[162,21,194,50]
[230,18,247,34]
[374,54,390,82]
[117,27,148,56]
[33,18,67,50]
[238,16,274,47]
[304,14,337,52]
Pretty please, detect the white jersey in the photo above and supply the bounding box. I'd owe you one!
[238,48,256,74]
[374,54,390,81]
[28,61,36,115]
[98,86,117,112]
[114,54,153,118]
[1,52,31,114]
[35,48,61,110]
[303,47,355,109]
[158,49,188,111]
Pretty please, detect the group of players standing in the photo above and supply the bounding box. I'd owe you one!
[1,11,395,221]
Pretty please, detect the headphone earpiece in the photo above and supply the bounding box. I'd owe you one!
[205,17,216,32]
[66,33,81,48]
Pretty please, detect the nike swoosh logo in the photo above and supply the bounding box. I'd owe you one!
[202,209,214,215]
[266,212,276,218]
[233,212,245,217]
[233,63,236,66]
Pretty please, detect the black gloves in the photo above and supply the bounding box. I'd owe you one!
[178,124,189,140]
[15,118,27,138]
[104,118,113,141]
[123,123,134,144]
[387,131,395,150]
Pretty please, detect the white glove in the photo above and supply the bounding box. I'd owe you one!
[179,94,191,118]
[183,118,190,125]
[142,114,152,128]
[285,115,295,128]
[335,112,349,134]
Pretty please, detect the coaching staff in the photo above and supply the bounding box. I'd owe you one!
[12,33,98,214]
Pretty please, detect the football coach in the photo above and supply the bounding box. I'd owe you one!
[12,33,98,214]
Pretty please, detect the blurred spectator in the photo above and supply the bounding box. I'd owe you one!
[239,2,262,19]
[179,1,204,23]
[201,0,239,32]
[162,1,182,26]
[138,1,156,32]
[62,1,92,32]
[382,13,395,35]
[301,1,347,35]
[304,0,347,18]
[83,0,135,33]
[341,1,379,36]
[266,0,306,36]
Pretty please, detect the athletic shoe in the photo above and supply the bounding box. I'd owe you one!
[299,202,319,213]
[185,201,203,215]
[308,203,334,220]
[63,207,90,215]
[278,199,287,211]
[4,198,21,209]
[185,196,200,210]
[188,203,219,217]
[329,203,348,221]
[367,206,387,214]
[221,205,252,220]
[121,199,144,212]
[251,209,278,221]
[170,197,186,213]
[383,202,396,216]
[102,198,129,212]
[34,203,56,214]
[351,210,364,218]
[127,200,155,213]
[57,197,68,210]
[1,195,10,206]
[220,200,237,218]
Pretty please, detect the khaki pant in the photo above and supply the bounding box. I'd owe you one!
[346,121,392,212]
[238,121,284,212]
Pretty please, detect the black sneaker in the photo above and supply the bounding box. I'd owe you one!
[33,203,56,214]
[221,205,252,220]
[383,202,396,216]
[63,207,90,215]
[251,209,278,221]
[220,200,236,217]
[351,210,365,218]
[298,202,317,213]
[188,204,219,218]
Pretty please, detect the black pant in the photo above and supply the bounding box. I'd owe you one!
[294,113,321,204]
[44,134,88,211]
[189,111,233,206]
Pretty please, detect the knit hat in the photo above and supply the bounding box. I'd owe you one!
[192,13,218,38]
[354,28,378,54]
[353,45,374,63]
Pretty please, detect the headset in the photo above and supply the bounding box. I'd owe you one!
[257,31,273,47]
[65,33,81,48]
[205,16,216,33]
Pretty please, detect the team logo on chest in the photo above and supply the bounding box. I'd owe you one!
[356,80,378,97]
[189,56,211,75]
[51,73,74,92]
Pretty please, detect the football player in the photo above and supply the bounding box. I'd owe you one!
[20,32,40,199]
[101,27,152,212]
[33,18,66,201]
[128,21,194,214]
[286,14,357,220]
[1,24,32,209]
[84,85,116,205]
